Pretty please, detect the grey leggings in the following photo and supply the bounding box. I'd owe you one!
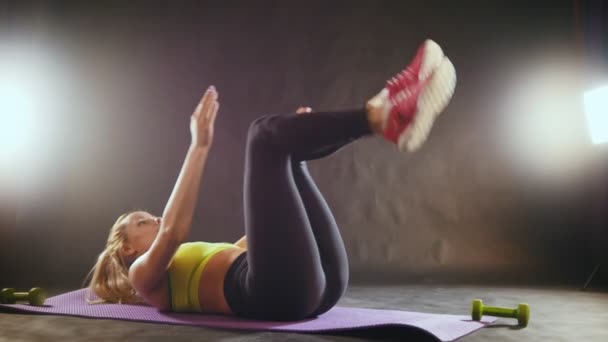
[223,109,373,321]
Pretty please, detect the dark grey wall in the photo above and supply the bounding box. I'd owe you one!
[1,0,604,289]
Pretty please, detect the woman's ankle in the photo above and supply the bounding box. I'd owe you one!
[365,101,384,135]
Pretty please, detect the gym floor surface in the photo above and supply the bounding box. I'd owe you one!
[2,283,607,341]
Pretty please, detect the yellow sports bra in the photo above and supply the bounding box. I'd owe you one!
[167,241,236,312]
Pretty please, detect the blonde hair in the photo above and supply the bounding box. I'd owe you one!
[83,210,145,305]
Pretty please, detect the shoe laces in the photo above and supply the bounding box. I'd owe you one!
[386,67,419,98]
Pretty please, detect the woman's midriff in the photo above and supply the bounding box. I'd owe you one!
[197,246,246,314]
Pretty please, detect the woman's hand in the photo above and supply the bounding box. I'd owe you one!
[190,86,219,149]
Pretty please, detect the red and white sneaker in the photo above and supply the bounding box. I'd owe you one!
[368,39,456,152]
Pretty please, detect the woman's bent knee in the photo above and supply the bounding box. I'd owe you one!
[247,115,279,137]
[247,114,289,150]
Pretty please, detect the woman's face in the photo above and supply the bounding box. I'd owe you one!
[121,211,162,261]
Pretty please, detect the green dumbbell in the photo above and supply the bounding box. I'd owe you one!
[471,299,530,326]
[0,288,46,306]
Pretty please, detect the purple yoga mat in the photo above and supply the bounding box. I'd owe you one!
[0,289,495,341]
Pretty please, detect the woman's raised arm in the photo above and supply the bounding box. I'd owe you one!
[129,86,219,293]
[162,85,219,241]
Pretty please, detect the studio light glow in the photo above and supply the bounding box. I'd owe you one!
[0,38,68,198]
[0,77,37,160]
[496,50,589,187]
[584,85,608,145]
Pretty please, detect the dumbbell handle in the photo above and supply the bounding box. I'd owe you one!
[482,306,518,318]
[13,292,32,300]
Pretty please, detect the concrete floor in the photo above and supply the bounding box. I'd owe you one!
[2,284,607,342]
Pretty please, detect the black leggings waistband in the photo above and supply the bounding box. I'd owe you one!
[223,251,249,316]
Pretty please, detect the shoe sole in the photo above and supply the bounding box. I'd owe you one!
[397,57,456,152]
[419,39,445,80]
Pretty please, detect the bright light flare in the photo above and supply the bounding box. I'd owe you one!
[0,39,68,199]
[584,85,608,145]
[0,77,38,161]
[496,51,589,187]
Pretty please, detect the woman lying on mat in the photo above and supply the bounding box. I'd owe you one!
[84,39,456,321]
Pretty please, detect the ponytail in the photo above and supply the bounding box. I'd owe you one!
[83,211,144,305]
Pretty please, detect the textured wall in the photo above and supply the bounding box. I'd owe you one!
[1,0,601,288]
